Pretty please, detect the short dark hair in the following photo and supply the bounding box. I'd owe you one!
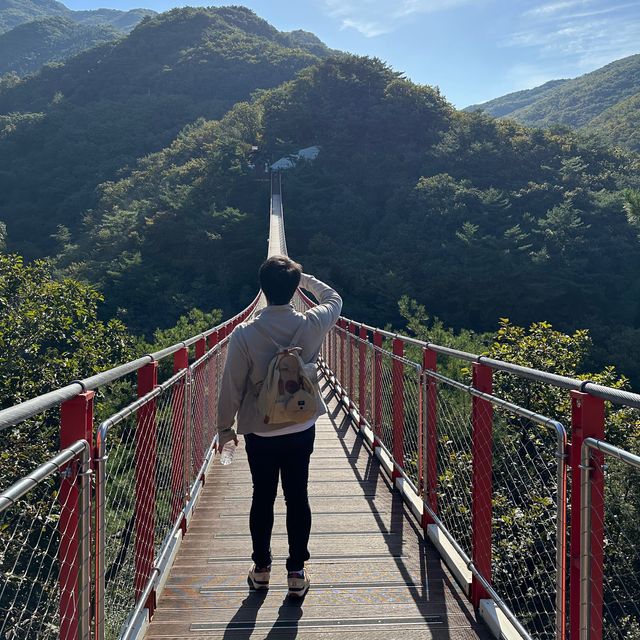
[259,255,302,305]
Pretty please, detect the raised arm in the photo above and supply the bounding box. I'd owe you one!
[299,272,342,333]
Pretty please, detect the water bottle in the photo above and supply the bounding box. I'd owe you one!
[219,441,236,465]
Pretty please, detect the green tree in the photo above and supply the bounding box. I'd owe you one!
[396,302,639,638]
[623,188,640,237]
[0,254,134,479]
[0,254,136,639]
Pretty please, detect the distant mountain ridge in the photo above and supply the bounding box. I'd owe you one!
[466,55,640,151]
[0,16,122,76]
[0,5,335,257]
[0,0,154,34]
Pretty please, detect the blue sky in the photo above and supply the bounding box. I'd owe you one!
[64,0,640,107]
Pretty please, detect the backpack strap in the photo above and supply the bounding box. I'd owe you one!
[252,322,285,351]
[252,320,305,353]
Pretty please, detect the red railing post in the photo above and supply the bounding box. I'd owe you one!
[194,337,207,478]
[172,347,188,531]
[195,337,206,360]
[207,330,219,457]
[422,348,438,528]
[471,362,493,607]
[570,391,605,640]
[347,322,355,402]
[339,320,346,395]
[359,326,367,426]
[59,391,94,640]
[373,331,383,447]
[331,325,337,374]
[135,361,158,613]
[392,337,404,481]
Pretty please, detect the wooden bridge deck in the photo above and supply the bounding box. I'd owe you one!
[146,382,490,639]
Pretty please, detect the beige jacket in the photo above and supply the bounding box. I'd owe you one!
[216,273,342,442]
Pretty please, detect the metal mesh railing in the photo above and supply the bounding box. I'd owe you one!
[581,439,640,640]
[490,403,565,638]
[0,440,90,640]
[321,324,571,640]
[94,333,234,640]
[96,368,188,639]
[189,340,229,490]
[434,379,473,556]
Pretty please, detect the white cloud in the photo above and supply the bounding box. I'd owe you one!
[524,0,589,18]
[340,18,393,37]
[505,63,562,92]
[504,1,640,78]
[320,0,476,37]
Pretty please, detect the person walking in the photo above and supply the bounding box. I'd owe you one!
[216,255,342,598]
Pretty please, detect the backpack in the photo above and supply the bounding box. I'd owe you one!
[253,321,320,426]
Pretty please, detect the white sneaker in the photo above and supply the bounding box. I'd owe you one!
[287,568,310,598]
[248,564,271,590]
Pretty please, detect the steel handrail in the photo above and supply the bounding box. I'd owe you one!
[580,438,640,640]
[342,318,640,410]
[0,293,261,431]
[0,439,92,639]
[321,325,570,640]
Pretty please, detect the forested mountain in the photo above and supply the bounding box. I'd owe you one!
[0,0,153,34]
[52,54,640,387]
[585,92,640,152]
[0,16,121,76]
[467,55,640,151]
[1,6,639,384]
[66,7,154,31]
[466,78,569,118]
[1,12,639,635]
[0,6,333,258]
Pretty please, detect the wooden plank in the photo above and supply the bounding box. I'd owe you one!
[145,397,490,640]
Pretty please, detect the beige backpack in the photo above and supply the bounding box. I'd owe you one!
[253,322,320,426]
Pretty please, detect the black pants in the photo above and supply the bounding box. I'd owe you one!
[244,425,315,572]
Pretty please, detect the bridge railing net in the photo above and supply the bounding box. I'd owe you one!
[95,334,232,640]
[0,441,90,640]
[582,438,640,639]
[97,369,187,639]
[321,324,570,640]
[189,339,229,488]
[490,400,564,639]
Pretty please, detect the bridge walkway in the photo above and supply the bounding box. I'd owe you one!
[145,380,490,639]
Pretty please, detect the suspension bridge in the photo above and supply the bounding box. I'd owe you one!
[1,172,639,640]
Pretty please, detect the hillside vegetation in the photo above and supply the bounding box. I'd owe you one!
[0,16,121,76]
[0,6,332,257]
[586,92,640,152]
[0,0,153,34]
[1,8,639,384]
[467,55,640,151]
[47,54,640,391]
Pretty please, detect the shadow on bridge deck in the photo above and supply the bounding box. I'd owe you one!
[145,380,491,639]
